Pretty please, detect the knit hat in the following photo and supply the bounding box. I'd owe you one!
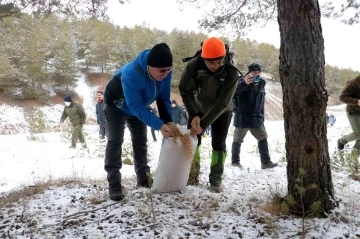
[64,95,72,102]
[201,37,226,60]
[247,63,262,73]
[147,43,173,68]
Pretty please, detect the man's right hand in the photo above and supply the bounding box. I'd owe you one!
[244,74,253,84]
[190,116,203,135]
[160,124,172,137]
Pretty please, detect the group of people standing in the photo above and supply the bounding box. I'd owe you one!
[60,38,279,201]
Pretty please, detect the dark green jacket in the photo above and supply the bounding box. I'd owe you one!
[179,56,239,129]
[340,75,360,115]
[60,102,86,127]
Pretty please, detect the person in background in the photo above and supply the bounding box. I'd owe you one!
[171,99,188,125]
[328,113,336,126]
[180,105,189,125]
[147,106,159,142]
[103,43,175,201]
[231,63,278,169]
[179,37,239,193]
[60,94,87,149]
[96,91,107,139]
[338,75,360,151]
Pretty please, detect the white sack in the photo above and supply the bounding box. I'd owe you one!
[152,125,198,193]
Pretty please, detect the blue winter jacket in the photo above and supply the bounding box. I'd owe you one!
[104,50,172,130]
[233,77,266,128]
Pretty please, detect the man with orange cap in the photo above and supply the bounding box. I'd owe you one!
[179,37,240,192]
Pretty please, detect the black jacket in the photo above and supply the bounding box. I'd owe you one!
[233,77,265,128]
[96,101,106,126]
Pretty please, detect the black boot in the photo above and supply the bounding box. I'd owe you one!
[109,184,124,201]
[231,142,241,167]
[258,139,278,169]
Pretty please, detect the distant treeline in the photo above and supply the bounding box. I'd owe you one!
[0,14,358,104]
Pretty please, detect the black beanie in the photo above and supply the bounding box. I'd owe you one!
[147,43,173,68]
[248,63,261,72]
[64,95,72,102]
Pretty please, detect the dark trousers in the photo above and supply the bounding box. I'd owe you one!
[99,124,108,138]
[104,103,149,185]
[188,111,232,151]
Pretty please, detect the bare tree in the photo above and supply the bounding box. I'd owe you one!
[177,0,359,216]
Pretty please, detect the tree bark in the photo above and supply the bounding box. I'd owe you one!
[277,0,335,215]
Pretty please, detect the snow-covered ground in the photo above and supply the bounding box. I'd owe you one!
[0,80,359,238]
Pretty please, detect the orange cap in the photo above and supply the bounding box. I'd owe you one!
[201,37,226,60]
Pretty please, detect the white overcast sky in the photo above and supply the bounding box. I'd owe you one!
[107,0,360,72]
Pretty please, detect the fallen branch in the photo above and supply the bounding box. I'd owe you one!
[0,223,12,229]
[40,201,122,229]
[63,201,121,219]
[92,213,116,224]
[120,223,158,233]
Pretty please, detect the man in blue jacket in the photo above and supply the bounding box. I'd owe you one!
[231,63,278,169]
[103,43,175,201]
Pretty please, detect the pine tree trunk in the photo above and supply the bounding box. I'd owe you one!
[277,0,335,215]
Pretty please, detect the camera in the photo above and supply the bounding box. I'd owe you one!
[252,75,261,83]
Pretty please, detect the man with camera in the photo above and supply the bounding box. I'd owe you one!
[231,63,278,169]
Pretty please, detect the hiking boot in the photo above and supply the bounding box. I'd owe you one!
[337,139,345,150]
[69,145,76,149]
[232,162,242,167]
[108,184,124,201]
[209,184,223,193]
[209,150,227,186]
[261,161,278,169]
[82,142,87,148]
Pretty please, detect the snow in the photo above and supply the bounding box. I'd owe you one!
[0,80,360,238]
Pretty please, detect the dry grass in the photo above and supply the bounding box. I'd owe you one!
[0,177,97,208]
[259,202,282,216]
[86,72,112,90]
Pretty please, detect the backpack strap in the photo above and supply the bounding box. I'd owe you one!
[182,49,202,63]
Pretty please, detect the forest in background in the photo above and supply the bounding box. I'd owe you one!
[0,14,359,105]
